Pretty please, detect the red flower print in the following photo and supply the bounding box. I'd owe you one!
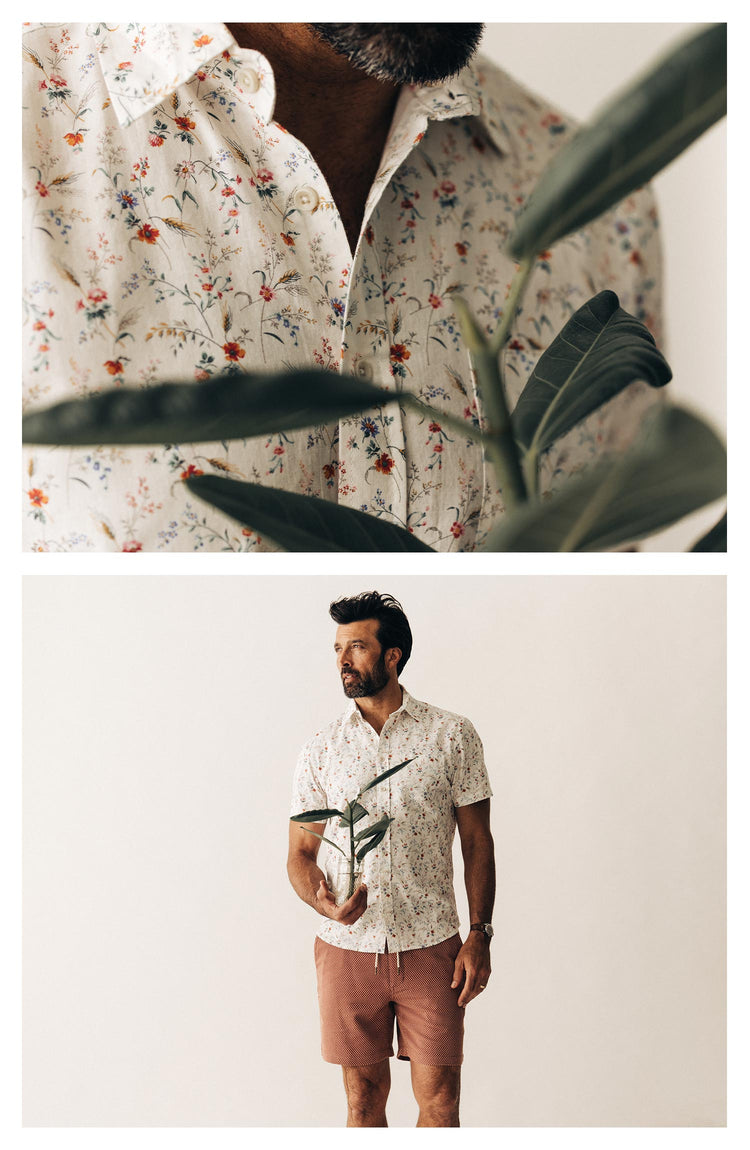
[174,115,196,132]
[428,293,443,309]
[64,132,84,147]
[194,34,213,47]
[122,540,143,552]
[259,285,274,301]
[33,321,46,331]
[401,198,413,209]
[181,464,204,479]
[136,223,160,244]
[450,521,465,538]
[390,344,410,364]
[38,344,50,352]
[202,283,213,291]
[455,242,468,256]
[194,369,210,381]
[538,250,552,261]
[117,62,132,72]
[365,225,374,245]
[273,446,285,455]
[49,74,67,87]
[256,168,274,184]
[222,342,245,361]
[88,289,107,305]
[221,186,236,197]
[281,233,295,247]
[433,444,443,453]
[28,488,48,508]
[35,180,49,198]
[428,422,442,433]
[148,134,165,147]
[322,462,338,480]
[104,360,123,375]
[228,208,238,217]
[508,339,524,351]
[629,251,643,265]
[374,454,394,474]
[440,180,456,194]
[196,70,208,82]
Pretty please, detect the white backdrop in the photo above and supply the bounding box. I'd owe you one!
[480,23,726,552]
[23,574,725,1127]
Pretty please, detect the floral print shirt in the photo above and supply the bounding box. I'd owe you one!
[291,689,492,953]
[23,23,663,552]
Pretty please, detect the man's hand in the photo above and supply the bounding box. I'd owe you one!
[451,932,491,1007]
[316,879,368,925]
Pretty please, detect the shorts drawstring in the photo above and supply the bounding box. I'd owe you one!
[374,949,399,972]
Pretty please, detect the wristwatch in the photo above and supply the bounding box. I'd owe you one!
[470,922,494,940]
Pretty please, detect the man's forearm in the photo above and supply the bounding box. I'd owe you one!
[462,832,496,924]
[288,853,328,915]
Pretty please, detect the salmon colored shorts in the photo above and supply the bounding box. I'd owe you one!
[314,933,465,1067]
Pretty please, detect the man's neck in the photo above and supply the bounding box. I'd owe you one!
[226,23,400,250]
[354,682,404,736]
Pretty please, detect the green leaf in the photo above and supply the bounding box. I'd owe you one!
[356,828,390,862]
[353,814,393,843]
[185,477,434,552]
[512,291,671,466]
[359,758,414,795]
[290,808,343,823]
[22,368,395,446]
[484,406,726,552]
[507,23,726,261]
[690,512,727,552]
[338,801,368,829]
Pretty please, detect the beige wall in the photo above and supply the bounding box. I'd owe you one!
[480,23,726,552]
[23,575,726,1126]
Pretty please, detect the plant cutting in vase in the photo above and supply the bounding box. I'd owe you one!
[291,757,413,901]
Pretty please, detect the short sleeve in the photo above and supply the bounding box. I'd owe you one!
[450,718,493,807]
[290,739,328,818]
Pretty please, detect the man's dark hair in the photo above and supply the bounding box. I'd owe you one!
[329,591,412,676]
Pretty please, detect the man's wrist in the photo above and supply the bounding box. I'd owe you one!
[469,922,493,941]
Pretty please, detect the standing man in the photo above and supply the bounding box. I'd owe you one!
[288,592,495,1127]
[23,23,661,551]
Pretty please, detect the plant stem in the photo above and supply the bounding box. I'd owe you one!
[348,810,356,900]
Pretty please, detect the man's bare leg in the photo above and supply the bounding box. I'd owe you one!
[342,1059,391,1127]
[410,1063,461,1127]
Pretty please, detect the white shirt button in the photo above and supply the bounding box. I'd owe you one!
[294,185,319,213]
[237,67,260,93]
[355,358,375,381]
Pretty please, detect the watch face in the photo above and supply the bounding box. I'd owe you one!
[485,924,494,938]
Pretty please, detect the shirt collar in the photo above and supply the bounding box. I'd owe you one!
[99,25,509,154]
[344,686,423,726]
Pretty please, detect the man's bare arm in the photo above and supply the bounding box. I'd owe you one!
[452,798,496,1007]
[287,820,368,926]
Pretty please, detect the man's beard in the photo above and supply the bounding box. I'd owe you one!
[341,652,390,698]
[309,23,485,85]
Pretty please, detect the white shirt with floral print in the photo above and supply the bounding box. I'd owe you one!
[291,689,492,953]
[23,23,663,552]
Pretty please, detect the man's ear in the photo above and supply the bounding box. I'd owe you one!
[387,647,402,672]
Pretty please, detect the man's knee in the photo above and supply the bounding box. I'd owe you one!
[413,1067,461,1126]
[343,1063,390,1123]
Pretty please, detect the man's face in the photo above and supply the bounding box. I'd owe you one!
[309,24,485,86]
[334,618,393,699]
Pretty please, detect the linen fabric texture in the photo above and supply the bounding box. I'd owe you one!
[24,23,662,552]
[314,932,465,1066]
[291,689,493,954]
